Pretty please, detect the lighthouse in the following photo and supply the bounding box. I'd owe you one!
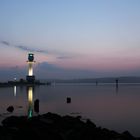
[26,53,35,83]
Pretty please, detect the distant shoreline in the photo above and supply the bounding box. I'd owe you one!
[2,76,140,86]
[0,81,48,87]
[1,80,140,88]
[50,76,140,84]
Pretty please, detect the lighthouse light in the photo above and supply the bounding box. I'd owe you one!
[28,53,34,62]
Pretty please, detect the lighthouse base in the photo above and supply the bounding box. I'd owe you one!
[26,76,35,83]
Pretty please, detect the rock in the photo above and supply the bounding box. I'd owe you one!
[122,131,136,140]
[34,99,39,113]
[2,116,27,127]
[86,119,96,128]
[0,112,139,140]
[66,97,71,103]
[7,106,14,113]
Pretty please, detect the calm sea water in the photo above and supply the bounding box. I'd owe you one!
[0,83,140,136]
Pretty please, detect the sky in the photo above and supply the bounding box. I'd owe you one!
[0,0,140,81]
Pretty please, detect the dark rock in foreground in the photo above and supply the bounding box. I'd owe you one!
[7,106,14,113]
[0,112,140,140]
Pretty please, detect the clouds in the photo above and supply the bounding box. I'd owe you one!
[36,62,62,71]
[0,61,97,81]
[0,40,48,54]
[34,61,101,79]
[56,56,73,59]
[1,41,10,46]
[16,45,48,54]
[0,40,76,60]
[0,60,140,82]
[36,61,140,79]
[0,61,95,81]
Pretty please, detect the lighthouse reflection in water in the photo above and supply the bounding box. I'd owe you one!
[27,86,33,118]
[27,86,39,118]
[13,86,39,118]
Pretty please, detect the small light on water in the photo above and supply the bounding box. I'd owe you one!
[14,86,16,96]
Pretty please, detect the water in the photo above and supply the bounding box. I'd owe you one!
[0,83,140,137]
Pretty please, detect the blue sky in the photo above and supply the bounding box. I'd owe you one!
[0,0,140,80]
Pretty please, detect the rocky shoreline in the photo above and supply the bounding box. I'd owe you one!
[0,112,139,140]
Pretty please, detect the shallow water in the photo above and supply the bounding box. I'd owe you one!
[0,83,140,136]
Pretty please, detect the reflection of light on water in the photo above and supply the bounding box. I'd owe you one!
[28,87,33,118]
[28,87,33,103]
[14,86,17,96]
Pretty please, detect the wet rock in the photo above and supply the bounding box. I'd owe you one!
[66,97,71,103]
[34,99,39,113]
[6,106,14,113]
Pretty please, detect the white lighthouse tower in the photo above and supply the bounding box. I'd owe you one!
[26,53,35,83]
